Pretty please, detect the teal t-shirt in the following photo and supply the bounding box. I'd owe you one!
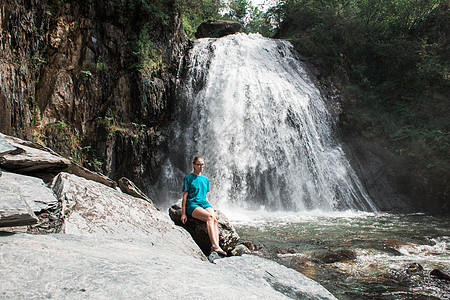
[183,173,210,208]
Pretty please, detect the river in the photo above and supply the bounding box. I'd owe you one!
[229,211,450,299]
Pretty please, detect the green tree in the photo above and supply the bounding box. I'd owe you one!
[179,0,225,38]
[274,0,449,167]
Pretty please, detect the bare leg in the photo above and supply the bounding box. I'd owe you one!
[192,207,225,255]
[205,207,220,245]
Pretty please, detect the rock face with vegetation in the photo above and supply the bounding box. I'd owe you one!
[0,0,187,198]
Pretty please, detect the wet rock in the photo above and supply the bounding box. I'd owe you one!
[0,170,58,227]
[240,240,258,251]
[273,247,296,255]
[341,135,448,213]
[231,244,251,256]
[430,269,450,281]
[118,177,154,206]
[169,201,240,255]
[392,263,427,286]
[195,20,241,39]
[406,262,424,274]
[317,249,357,263]
[384,240,419,255]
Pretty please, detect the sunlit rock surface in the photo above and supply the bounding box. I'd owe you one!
[0,171,58,227]
[52,172,205,260]
[0,233,336,299]
[0,135,17,155]
[0,134,70,173]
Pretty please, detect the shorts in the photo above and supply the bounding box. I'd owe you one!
[186,201,212,216]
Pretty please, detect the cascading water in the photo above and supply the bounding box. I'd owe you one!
[159,33,376,212]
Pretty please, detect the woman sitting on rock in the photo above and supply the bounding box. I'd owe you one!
[181,155,226,256]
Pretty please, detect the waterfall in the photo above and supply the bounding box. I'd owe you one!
[159,33,376,212]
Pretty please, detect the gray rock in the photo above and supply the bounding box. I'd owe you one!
[118,177,154,205]
[169,201,240,255]
[0,134,70,173]
[231,244,252,256]
[0,171,58,227]
[0,134,18,156]
[0,133,116,188]
[215,255,337,299]
[65,161,116,189]
[0,234,336,299]
[316,249,357,263]
[52,172,205,260]
[195,20,241,39]
[207,251,222,263]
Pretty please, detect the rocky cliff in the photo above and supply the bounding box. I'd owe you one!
[1,0,187,198]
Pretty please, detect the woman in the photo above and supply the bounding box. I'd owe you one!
[181,155,226,256]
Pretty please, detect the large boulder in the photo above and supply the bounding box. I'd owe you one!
[169,201,240,255]
[52,172,205,260]
[195,20,241,39]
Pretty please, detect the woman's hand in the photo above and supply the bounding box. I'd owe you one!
[181,213,187,224]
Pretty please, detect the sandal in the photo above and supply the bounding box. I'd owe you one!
[211,246,227,256]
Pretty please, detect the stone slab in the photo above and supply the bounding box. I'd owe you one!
[0,170,58,227]
[0,171,58,212]
[0,134,17,156]
[0,135,70,172]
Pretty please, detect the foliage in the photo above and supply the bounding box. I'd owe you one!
[133,28,162,76]
[110,0,176,74]
[96,116,126,134]
[80,70,93,80]
[222,0,278,36]
[275,0,449,167]
[228,0,250,20]
[178,0,225,38]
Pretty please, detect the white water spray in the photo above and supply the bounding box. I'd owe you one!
[160,33,376,212]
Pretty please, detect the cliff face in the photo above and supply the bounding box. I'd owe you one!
[1,0,187,197]
[0,0,49,137]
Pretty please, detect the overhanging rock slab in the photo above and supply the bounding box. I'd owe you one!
[0,134,70,173]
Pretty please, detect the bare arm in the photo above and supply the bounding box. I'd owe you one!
[181,191,188,224]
